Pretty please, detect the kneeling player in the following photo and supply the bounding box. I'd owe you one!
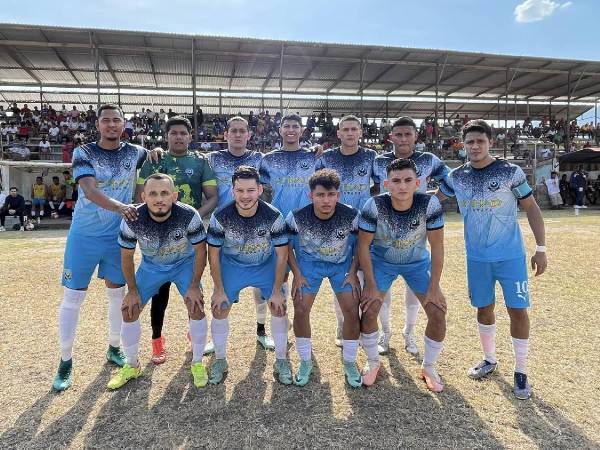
[108,173,209,389]
[358,158,447,391]
[287,169,362,387]
[207,166,290,385]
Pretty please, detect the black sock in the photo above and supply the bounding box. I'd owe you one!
[257,322,266,336]
[150,282,171,339]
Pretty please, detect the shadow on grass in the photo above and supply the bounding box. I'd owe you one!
[493,376,599,449]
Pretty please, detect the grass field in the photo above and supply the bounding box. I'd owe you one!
[0,210,599,449]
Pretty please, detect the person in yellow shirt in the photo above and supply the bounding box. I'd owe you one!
[49,176,66,217]
[31,176,48,223]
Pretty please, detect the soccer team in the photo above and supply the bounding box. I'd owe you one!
[52,105,547,400]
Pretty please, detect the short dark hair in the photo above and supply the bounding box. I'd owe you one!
[309,169,340,191]
[52,176,59,180]
[144,173,175,190]
[391,117,417,131]
[338,115,361,128]
[386,158,418,175]
[226,116,249,131]
[9,186,17,191]
[97,104,123,119]
[165,116,192,134]
[281,114,302,126]
[462,119,492,140]
[232,165,260,185]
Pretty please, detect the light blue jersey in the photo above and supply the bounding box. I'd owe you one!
[315,147,376,210]
[259,148,318,218]
[359,192,444,265]
[71,142,146,236]
[207,199,288,267]
[118,202,206,270]
[439,158,532,262]
[208,149,263,208]
[373,150,450,194]
[286,203,359,265]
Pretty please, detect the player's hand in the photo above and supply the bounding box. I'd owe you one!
[184,285,204,315]
[121,290,142,321]
[291,273,310,301]
[342,272,362,301]
[118,203,138,221]
[147,147,164,163]
[311,144,324,158]
[360,285,382,313]
[8,209,15,215]
[531,251,547,276]
[423,284,447,313]
[268,290,286,316]
[211,289,230,313]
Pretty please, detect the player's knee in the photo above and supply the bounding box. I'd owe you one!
[188,308,205,321]
[361,306,379,323]
[507,307,528,322]
[292,299,310,317]
[425,304,446,327]
[477,304,495,323]
[122,309,140,323]
[213,307,230,320]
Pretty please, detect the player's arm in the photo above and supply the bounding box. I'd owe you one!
[357,230,379,312]
[78,176,138,221]
[208,245,229,313]
[287,243,309,300]
[197,185,217,218]
[269,244,289,315]
[342,247,362,301]
[519,195,547,276]
[184,241,207,315]
[120,247,141,321]
[425,227,447,312]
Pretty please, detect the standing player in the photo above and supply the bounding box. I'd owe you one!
[52,104,152,391]
[206,166,290,385]
[358,159,447,391]
[109,174,208,389]
[439,119,546,400]
[31,176,48,224]
[208,116,274,351]
[315,115,377,347]
[372,117,451,356]
[136,116,217,365]
[287,169,362,387]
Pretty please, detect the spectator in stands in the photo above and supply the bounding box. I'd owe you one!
[69,105,79,119]
[31,176,48,223]
[570,165,587,209]
[9,139,30,160]
[39,136,51,158]
[415,139,426,152]
[0,186,25,232]
[18,121,30,141]
[0,106,7,121]
[21,104,32,119]
[544,171,563,210]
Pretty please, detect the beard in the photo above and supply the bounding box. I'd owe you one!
[149,207,172,218]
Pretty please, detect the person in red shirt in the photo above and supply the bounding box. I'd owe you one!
[61,138,74,163]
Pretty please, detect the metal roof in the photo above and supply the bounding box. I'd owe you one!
[0,23,597,118]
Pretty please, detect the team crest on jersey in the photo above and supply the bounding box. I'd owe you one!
[300,161,310,170]
[336,230,346,240]
[488,180,500,192]
[63,269,72,281]
[257,227,268,237]
[185,168,194,177]
[122,160,132,170]
[171,228,184,240]
[409,218,420,229]
[355,166,368,177]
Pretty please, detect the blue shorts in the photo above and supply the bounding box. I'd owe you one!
[466,257,529,309]
[298,259,353,294]
[220,253,279,305]
[372,256,431,296]
[62,231,125,289]
[32,198,45,207]
[136,258,199,305]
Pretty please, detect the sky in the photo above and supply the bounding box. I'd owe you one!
[1,0,598,122]
[1,0,598,61]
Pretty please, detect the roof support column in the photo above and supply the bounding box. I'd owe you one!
[514,95,517,128]
[39,85,43,109]
[279,43,284,115]
[360,59,365,126]
[595,100,598,145]
[117,88,121,109]
[219,88,223,116]
[191,38,198,143]
[434,63,439,143]
[504,68,509,159]
[89,32,100,109]
[385,95,389,122]
[566,70,571,152]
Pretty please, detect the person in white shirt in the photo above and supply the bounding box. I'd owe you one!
[545,171,563,209]
[39,137,51,157]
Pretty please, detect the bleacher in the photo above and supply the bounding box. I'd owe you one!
[1,136,64,161]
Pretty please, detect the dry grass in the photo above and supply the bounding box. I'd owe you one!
[0,210,599,449]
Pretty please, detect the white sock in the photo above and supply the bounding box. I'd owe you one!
[333,296,344,336]
[106,286,125,347]
[378,290,392,335]
[49,201,55,210]
[211,318,229,360]
[59,201,65,210]
[271,315,289,360]
[58,288,86,361]
[282,282,291,300]
[121,320,141,366]
[512,337,529,374]
[360,331,380,368]
[40,210,44,217]
[404,286,420,335]
[342,339,359,363]
[296,337,312,361]
[255,296,267,325]
[478,322,497,364]
[189,318,208,363]
[422,335,444,367]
